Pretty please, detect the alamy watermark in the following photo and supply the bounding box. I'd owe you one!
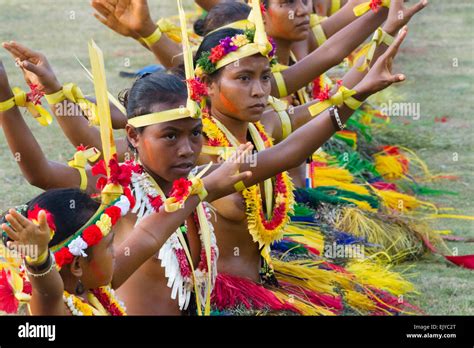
[380,100,421,120]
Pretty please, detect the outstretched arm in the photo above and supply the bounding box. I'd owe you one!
[266,0,427,140]
[270,6,388,98]
[2,41,131,162]
[238,28,408,191]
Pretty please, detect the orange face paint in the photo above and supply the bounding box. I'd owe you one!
[219,91,239,114]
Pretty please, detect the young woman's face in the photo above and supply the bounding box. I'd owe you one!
[265,0,312,42]
[207,54,272,123]
[127,106,203,183]
[80,232,115,288]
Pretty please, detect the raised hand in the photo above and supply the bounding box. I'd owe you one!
[2,41,61,94]
[356,26,408,95]
[92,0,140,39]
[384,0,428,34]
[1,209,51,260]
[92,0,156,38]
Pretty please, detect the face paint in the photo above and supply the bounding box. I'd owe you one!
[219,91,239,114]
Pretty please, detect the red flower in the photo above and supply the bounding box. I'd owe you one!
[92,159,107,177]
[187,77,208,102]
[0,269,19,314]
[260,3,266,15]
[370,0,382,12]
[148,194,164,212]
[54,248,74,268]
[209,45,226,63]
[109,155,134,188]
[76,144,88,152]
[316,85,331,102]
[26,83,44,106]
[169,178,192,202]
[96,177,108,191]
[22,280,32,295]
[123,187,136,210]
[105,206,122,225]
[82,225,103,247]
[27,205,57,232]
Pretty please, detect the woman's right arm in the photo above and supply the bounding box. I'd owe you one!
[0,60,89,191]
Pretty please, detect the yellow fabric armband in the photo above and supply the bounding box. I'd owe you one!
[354,27,395,72]
[1,88,53,126]
[310,14,327,46]
[268,96,292,140]
[353,0,390,17]
[331,0,341,15]
[68,147,101,191]
[308,86,363,117]
[45,83,99,126]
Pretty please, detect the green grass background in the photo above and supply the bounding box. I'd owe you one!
[0,0,472,314]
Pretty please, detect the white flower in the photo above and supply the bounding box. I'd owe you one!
[116,195,131,216]
[68,237,88,257]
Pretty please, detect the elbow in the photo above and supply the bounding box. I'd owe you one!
[24,173,48,190]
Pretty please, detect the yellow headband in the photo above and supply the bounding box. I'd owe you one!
[127,108,192,128]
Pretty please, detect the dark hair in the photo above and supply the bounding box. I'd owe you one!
[194,2,251,36]
[194,28,245,79]
[1,189,100,249]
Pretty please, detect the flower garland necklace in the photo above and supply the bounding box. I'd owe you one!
[202,112,295,252]
[63,286,126,316]
[128,164,218,314]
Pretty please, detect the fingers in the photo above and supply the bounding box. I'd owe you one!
[2,42,27,61]
[5,213,25,234]
[5,41,38,60]
[389,73,406,84]
[8,209,31,228]
[407,0,428,18]
[92,1,111,17]
[385,26,408,59]
[231,170,252,183]
[1,223,19,241]
[18,60,43,76]
[37,210,50,235]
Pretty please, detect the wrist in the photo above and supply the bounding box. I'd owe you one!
[137,20,157,38]
[0,86,14,101]
[25,247,49,267]
[352,84,372,102]
[44,80,62,95]
[201,177,215,202]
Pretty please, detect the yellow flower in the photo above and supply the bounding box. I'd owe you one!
[96,214,112,236]
[232,35,249,48]
[195,66,204,77]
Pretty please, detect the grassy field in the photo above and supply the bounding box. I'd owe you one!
[0,0,472,315]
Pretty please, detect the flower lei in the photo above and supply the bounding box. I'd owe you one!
[195,29,277,77]
[63,286,126,316]
[129,164,218,311]
[202,112,295,248]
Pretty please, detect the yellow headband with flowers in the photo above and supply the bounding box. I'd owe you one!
[195,0,276,77]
